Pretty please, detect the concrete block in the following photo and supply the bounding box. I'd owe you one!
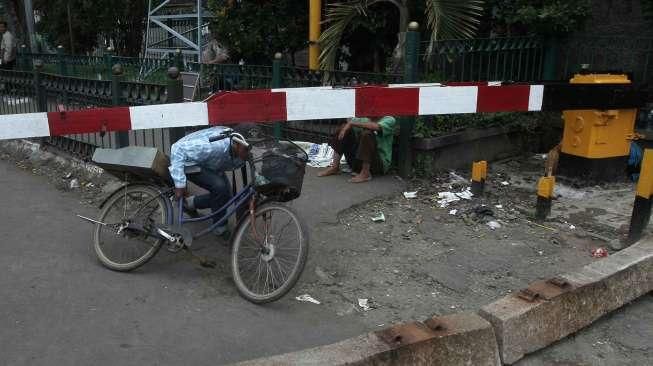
[479,238,653,365]
[233,312,500,366]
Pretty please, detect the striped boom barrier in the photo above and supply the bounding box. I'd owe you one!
[0,82,645,141]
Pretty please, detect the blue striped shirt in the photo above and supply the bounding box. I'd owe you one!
[168,127,244,188]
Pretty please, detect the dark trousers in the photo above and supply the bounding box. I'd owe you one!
[188,169,232,223]
[329,127,384,174]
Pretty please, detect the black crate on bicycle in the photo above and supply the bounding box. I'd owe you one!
[251,139,308,202]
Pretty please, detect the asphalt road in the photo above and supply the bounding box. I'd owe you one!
[0,159,404,366]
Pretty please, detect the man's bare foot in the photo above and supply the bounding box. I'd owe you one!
[318,166,340,177]
[349,173,372,183]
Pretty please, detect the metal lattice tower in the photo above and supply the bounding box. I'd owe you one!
[145,0,212,62]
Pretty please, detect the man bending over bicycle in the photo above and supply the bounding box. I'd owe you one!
[169,127,250,236]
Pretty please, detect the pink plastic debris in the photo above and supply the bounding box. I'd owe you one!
[591,247,608,258]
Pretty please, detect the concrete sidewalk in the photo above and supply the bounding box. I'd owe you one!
[293,167,405,226]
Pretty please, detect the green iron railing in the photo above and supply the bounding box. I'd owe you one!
[421,36,545,82]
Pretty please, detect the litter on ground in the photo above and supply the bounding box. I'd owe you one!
[371,213,386,223]
[436,188,473,208]
[487,221,502,230]
[358,298,372,311]
[403,191,418,199]
[295,294,321,305]
[591,248,609,258]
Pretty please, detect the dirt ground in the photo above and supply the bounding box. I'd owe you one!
[298,153,642,328]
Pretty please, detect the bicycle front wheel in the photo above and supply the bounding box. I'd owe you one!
[93,185,169,271]
[231,203,308,304]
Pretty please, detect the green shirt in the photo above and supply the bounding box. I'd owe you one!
[351,116,397,173]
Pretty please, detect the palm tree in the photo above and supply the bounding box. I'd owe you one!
[319,0,484,72]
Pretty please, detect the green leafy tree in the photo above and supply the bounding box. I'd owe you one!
[207,0,309,65]
[319,0,485,71]
[486,0,591,36]
[34,0,148,56]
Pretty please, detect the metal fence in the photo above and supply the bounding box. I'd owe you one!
[421,36,545,82]
[0,67,173,158]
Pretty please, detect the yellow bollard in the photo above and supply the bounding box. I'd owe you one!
[627,149,653,244]
[536,176,555,221]
[558,73,638,183]
[471,161,487,196]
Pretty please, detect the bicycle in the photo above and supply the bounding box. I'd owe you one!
[78,130,309,304]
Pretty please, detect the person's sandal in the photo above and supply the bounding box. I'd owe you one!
[349,176,372,183]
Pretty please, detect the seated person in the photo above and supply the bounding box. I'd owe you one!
[318,116,396,183]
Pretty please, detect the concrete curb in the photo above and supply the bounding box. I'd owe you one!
[232,238,652,366]
[479,237,653,364]
[234,312,500,366]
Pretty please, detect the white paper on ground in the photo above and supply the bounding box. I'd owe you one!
[295,294,321,305]
[437,187,473,208]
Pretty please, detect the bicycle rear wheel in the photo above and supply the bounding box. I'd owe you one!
[93,185,169,271]
[231,203,308,304]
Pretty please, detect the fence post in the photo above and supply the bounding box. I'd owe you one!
[542,37,559,81]
[56,45,68,76]
[398,21,420,178]
[104,46,114,80]
[20,44,29,71]
[272,52,283,138]
[33,59,47,112]
[111,63,129,148]
[167,66,186,144]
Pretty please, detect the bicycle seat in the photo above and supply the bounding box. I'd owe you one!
[184,166,202,175]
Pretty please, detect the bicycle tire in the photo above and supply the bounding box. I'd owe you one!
[93,184,169,272]
[231,203,309,304]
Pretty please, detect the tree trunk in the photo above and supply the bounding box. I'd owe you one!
[390,0,409,73]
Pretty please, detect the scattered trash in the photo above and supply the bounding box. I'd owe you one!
[500,181,510,186]
[449,209,458,215]
[62,172,73,179]
[301,142,334,168]
[295,294,321,305]
[569,225,576,230]
[487,221,502,230]
[495,205,503,209]
[436,188,473,208]
[591,248,609,258]
[403,191,418,199]
[69,178,80,189]
[358,298,372,311]
[371,213,386,223]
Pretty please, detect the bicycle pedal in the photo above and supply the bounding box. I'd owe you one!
[166,242,185,253]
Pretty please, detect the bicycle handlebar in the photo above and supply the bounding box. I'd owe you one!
[208,132,230,143]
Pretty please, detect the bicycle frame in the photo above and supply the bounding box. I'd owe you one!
[174,184,255,239]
